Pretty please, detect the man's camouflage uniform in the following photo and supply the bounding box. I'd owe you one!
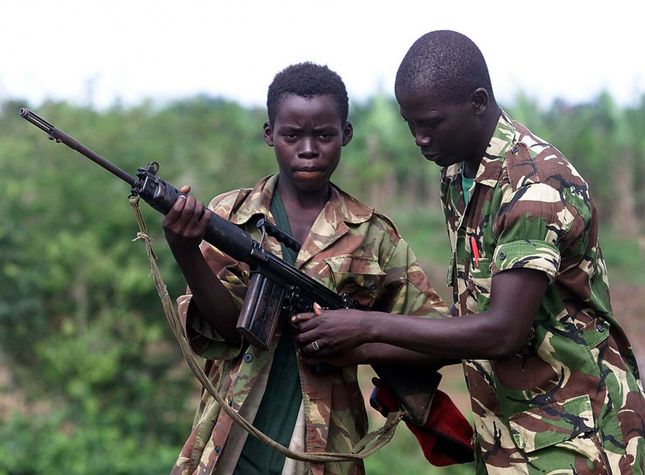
[441,111,645,474]
[172,174,445,475]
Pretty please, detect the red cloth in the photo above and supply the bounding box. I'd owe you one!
[370,377,474,466]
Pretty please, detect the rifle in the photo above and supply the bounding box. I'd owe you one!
[19,108,438,425]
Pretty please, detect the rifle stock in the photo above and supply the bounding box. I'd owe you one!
[20,108,437,425]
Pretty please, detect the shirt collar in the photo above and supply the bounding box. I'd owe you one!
[227,174,275,225]
[228,174,374,227]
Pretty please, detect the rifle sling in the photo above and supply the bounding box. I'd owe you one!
[127,195,403,464]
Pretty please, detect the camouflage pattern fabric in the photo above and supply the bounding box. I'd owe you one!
[440,111,645,474]
[172,174,446,475]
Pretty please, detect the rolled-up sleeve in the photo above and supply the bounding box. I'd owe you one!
[492,240,560,283]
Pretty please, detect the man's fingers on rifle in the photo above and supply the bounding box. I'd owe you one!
[294,328,316,349]
[179,185,191,194]
[291,312,315,326]
[300,339,323,355]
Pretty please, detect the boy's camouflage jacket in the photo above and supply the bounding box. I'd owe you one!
[172,174,446,475]
[441,111,645,474]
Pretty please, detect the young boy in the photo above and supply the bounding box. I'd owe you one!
[293,32,645,474]
[162,62,446,475]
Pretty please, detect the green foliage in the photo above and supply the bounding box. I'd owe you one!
[1,92,644,472]
[0,412,179,475]
[508,92,645,226]
[598,226,645,285]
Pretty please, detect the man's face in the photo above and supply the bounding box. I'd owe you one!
[396,89,481,170]
[264,94,351,193]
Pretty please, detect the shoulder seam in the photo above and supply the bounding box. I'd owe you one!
[371,210,402,239]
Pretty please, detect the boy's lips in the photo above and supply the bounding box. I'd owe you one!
[294,166,325,173]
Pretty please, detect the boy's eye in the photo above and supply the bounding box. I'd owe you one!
[317,129,338,140]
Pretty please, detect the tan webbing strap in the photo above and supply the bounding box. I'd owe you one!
[127,195,402,463]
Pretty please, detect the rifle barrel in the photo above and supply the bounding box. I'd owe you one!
[19,108,137,186]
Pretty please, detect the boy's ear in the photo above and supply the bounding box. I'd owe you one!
[263,121,274,146]
[342,122,353,146]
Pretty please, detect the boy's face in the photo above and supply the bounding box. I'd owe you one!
[264,94,352,194]
[396,88,483,170]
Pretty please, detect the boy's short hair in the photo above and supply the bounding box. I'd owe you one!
[266,62,349,126]
[395,30,494,103]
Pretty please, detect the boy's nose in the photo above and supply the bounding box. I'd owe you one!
[299,138,318,158]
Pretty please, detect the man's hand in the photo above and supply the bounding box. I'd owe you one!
[292,303,370,358]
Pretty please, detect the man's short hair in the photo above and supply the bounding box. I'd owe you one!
[395,30,494,103]
[267,62,349,126]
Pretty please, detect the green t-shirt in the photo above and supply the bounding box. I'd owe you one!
[462,174,475,205]
[234,191,302,475]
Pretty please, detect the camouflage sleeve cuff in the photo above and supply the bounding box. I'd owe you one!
[492,239,560,283]
[185,299,244,360]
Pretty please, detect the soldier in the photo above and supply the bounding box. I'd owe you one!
[294,31,645,473]
[162,62,446,475]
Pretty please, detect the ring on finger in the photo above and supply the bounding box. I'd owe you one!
[312,340,320,352]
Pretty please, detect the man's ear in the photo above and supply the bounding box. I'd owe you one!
[342,122,353,146]
[263,121,274,146]
[471,88,489,116]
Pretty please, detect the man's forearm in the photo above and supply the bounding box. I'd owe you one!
[365,311,518,360]
[358,342,456,368]
[365,269,547,360]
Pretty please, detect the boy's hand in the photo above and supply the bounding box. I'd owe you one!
[162,185,212,252]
